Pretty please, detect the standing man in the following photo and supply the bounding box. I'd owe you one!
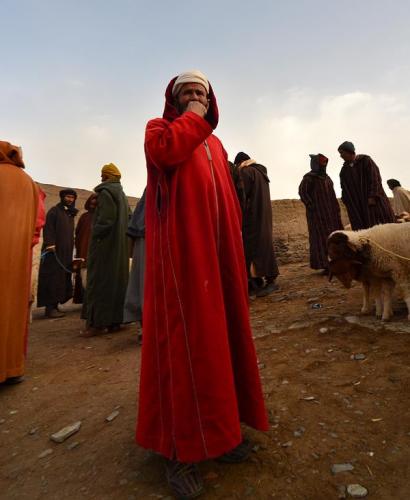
[82,163,129,335]
[299,154,343,273]
[234,151,279,297]
[123,189,146,327]
[0,141,44,384]
[338,141,395,230]
[73,193,97,303]
[137,71,268,499]
[387,178,410,216]
[37,189,78,318]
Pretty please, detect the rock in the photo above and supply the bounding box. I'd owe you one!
[106,410,120,422]
[345,316,361,324]
[281,441,293,447]
[294,427,305,438]
[353,354,366,361]
[319,327,329,334]
[9,410,18,415]
[50,421,82,443]
[331,463,354,474]
[38,449,53,459]
[29,428,38,435]
[0,419,5,425]
[288,321,312,330]
[337,484,347,498]
[67,441,80,450]
[347,484,368,497]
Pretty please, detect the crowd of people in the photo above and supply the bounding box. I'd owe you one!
[1,70,409,499]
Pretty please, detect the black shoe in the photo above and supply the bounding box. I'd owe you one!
[255,283,279,297]
[165,460,204,499]
[46,308,65,318]
[3,376,25,385]
[216,438,253,463]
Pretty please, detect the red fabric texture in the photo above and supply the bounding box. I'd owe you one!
[136,77,268,463]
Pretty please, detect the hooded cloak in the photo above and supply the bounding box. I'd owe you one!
[136,74,268,463]
[299,154,343,269]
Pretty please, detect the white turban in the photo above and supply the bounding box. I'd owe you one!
[172,70,210,97]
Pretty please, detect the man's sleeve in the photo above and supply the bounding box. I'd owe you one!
[145,112,213,171]
[366,156,384,198]
[298,176,314,208]
[92,191,117,240]
[43,208,57,247]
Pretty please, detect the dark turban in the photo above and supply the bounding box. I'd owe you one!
[338,141,355,154]
[309,153,328,174]
[234,152,250,165]
[387,179,401,189]
[59,189,78,199]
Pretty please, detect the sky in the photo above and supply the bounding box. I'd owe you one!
[2,0,410,199]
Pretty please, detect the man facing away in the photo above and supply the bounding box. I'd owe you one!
[37,189,78,318]
[299,154,343,273]
[0,141,44,384]
[233,151,279,297]
[81,163,129,335]
[387,178,410,216]
[136,71,268,499]
[338,141,395,230]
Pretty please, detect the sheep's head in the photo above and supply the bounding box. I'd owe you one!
[328,258,362,288]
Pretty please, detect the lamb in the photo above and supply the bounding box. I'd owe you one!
[327,223,410,321]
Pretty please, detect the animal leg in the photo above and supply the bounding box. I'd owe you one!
[361,282,371,315]
[381,280,394,321]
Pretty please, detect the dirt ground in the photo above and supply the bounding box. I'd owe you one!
[1,262,410,500]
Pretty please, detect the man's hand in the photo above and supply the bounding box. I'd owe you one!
[186,101,207,118]
[368,197,376,206]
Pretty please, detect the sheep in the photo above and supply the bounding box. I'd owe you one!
[327,223,410,321]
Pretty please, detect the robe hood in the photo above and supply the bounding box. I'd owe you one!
[0,141,25,168]
[162,75,219,130]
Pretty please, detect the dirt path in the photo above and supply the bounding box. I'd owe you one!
[1,263,410,499]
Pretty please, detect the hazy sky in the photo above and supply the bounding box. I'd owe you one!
[2,0,410,199]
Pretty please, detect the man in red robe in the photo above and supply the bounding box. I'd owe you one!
[136,71,268,498]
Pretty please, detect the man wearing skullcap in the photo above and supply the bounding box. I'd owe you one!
[0,141,44,384]
[233,151,279,296]
[37,188,78,318]
[136,71,268,498]
[338,141,394,230]
[299,154,343,273]
[387,178,410,216]
[81,163,129,335]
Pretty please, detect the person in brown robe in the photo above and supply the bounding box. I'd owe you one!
[73,194,97,303]
[37,189,78,317]
[0,141,43,384]
[338,141,395,230]
[234,152,279,297]
[299,154,343,272]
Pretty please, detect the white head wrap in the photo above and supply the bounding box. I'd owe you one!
[172,70,210,97]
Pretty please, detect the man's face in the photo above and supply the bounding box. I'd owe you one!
[63,194,76,206]
[339,150,355,162]
[175,83,209,114]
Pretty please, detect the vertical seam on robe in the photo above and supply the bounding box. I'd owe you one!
[204,141,220,254]
[159,206,177,454]
[152,206,165,449]
[165,183,209,458]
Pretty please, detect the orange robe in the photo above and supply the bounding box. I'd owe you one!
[0,162,41,382]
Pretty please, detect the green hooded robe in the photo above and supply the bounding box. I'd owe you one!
[83,180,129,328]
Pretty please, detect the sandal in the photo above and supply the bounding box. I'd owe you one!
[165,460,204,499]
[216,438,253,463]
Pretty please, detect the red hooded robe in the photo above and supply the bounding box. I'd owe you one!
[136,77,268,463]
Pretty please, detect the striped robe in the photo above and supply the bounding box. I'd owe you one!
[299,172,343,270]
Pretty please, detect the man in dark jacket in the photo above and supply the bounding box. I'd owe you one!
[234,152,279,297]
[338,141,395,230]
[37,189,78,318]
[81,163,129,335]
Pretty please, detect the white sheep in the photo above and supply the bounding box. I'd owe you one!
[328,223,410,321]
